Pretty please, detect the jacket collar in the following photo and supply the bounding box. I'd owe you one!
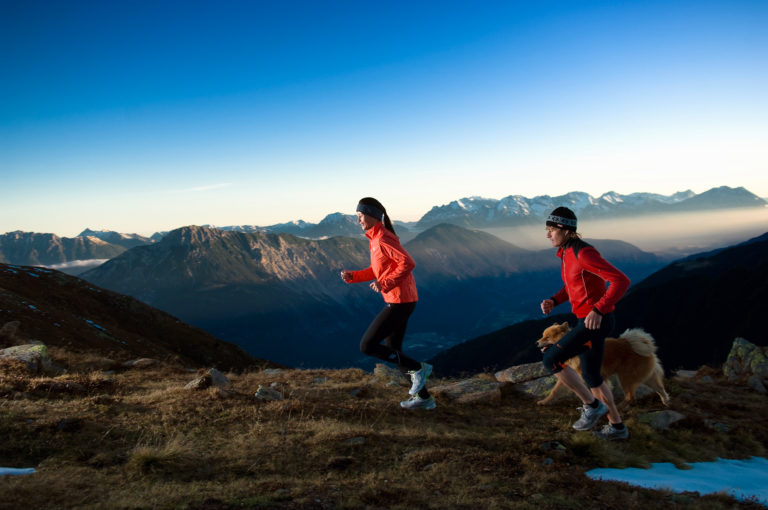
[365,221,384,240]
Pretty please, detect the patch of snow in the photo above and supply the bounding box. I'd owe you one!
[0,467,36,476]
[587,457,768,505]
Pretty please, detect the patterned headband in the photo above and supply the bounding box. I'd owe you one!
[546,214,577,229]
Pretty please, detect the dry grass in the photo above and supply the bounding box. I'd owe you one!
[1,353,767,510]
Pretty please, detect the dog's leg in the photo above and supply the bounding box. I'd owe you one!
[644,370,671,407]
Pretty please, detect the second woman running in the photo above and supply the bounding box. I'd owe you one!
[341,197,435,410]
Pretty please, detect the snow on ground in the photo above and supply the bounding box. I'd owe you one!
[587,457,768,505]
[0,467,36,476]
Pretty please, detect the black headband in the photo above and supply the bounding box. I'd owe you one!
[356,203,385,220]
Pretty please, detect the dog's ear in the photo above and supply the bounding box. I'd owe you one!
[560,321,568,327]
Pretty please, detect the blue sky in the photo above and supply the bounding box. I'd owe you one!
[2,0,767,236]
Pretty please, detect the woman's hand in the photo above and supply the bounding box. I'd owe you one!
[541,299,554,315]
[369,280,381,293]
[585,310,603,330]
[340,270,353,283]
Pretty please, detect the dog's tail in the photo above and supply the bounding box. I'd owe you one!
[620,328,657,357]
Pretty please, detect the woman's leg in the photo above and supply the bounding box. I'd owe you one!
[360,302,421,371]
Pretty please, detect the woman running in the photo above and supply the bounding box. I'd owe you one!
[540,206,631,440]
[341,197,435,410]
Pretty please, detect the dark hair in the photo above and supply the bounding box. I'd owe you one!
[358,197,396,235]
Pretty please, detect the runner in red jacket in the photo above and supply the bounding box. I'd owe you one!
[540,206,631,440]
[341,197,435,410]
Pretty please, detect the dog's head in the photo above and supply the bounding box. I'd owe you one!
[536,322,571,349]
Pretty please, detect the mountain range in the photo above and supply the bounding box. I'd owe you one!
[1,186,763,269]
[79,223,666,368]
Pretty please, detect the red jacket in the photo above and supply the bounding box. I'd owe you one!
[551,238,630,318]
[347,222,418,303]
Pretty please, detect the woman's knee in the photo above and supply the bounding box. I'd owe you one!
[542,349,565,374]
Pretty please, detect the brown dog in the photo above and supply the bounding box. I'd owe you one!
[536,322,670,407]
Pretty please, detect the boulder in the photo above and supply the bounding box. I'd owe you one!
[184,368,232,390]
[723,338,768,382]
[431,377,503,404]
[254,385,284,401]
[0,343,52,374]
[639,410,686,430]
[373,363,409,387]
[495,362,549,383]
[514,375,557,400]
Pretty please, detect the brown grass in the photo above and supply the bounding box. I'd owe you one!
[1,353,766,509]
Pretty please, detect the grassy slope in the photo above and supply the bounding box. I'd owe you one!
[1,351,767,510]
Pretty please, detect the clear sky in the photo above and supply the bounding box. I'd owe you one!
[2,0,767,237]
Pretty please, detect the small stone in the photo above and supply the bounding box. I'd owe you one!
[122,358,160,368]
[640,410,686,430]
[254,385,283,401]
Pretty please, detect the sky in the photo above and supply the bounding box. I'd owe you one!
[1,0,767,237]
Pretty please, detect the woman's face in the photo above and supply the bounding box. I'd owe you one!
[546,226,569,248]
[357,212,379,231]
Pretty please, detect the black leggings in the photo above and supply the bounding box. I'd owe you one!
[360,302,421,371]
[541,313,615,388]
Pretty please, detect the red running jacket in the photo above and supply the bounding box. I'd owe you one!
[550,238,630,318]
[346,222,418,303]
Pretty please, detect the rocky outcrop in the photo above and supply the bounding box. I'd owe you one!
[430,377,503,404]
[185,368,232,390]
[0,343,53,374]
[723,338,768,388]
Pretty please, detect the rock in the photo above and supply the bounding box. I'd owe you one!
[342,436,366,446]
[699,375,715,384]
[262,368,283,375]
[431,377,503,404]
[747,375,767,394]
[495,362,550,383]
[313,377,330,384]
[254,385,283,401]
[704,419,730,433]
[514,376,558,400]
[184,368,232,390]
[349,386,369,398]
[122,358,160,369]
[674,369,698,379]
[723,338,768,382]
[373,364,409,387]
[639,410,686,430]
[0,343,53,374]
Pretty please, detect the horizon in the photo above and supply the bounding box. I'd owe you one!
[2,1,767,237]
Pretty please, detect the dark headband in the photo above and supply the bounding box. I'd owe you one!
[356,203,385,220]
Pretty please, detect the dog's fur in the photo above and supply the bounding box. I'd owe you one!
[536,321,670,407]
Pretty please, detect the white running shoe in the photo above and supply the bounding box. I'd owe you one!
[400,395,436,410]
[408,362,432,395]
[572,400,608,430]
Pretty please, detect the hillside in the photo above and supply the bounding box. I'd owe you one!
[0,263,275,371]
[614,232,768,372]
[1,349,766,509]
[431,232,768,377]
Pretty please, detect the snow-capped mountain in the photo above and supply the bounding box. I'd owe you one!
[415,186,760,229]
[78,229,154,249]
